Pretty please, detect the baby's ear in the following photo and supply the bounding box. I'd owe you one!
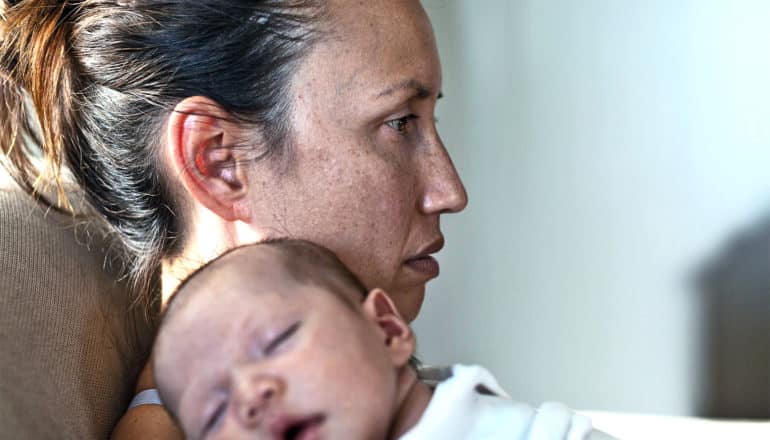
[362,289,415,368]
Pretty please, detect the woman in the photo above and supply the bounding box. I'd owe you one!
[1,0,466,437]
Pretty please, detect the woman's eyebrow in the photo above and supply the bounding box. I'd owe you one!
[376,79,439,100]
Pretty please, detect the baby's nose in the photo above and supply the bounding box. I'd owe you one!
[234,372,285,428]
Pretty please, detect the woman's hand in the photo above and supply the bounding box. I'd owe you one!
[111,360,183,440]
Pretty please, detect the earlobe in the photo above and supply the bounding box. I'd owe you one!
[363,289,416,367]
[165,96,251,222]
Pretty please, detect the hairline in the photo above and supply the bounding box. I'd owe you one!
[164,239,365,319]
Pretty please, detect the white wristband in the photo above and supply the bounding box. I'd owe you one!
[128,388,163,409]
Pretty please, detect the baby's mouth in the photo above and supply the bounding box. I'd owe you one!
[272,414,325,440]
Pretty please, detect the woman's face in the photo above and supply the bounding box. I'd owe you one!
[244,0,467,321]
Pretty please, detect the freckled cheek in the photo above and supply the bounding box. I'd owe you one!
[350,167,415,260]
[371,188,413,245]
[322,147,413,231]
[293,134,418,284]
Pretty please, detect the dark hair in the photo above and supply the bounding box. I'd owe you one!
[0,0,326,304]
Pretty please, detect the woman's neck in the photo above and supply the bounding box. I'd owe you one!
[388,366,434,439]
[161,255,207,305]
[160,207,264,305]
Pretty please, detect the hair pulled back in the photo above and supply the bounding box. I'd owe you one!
[0,0,325,303]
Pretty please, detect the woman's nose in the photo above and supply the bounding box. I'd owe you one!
[232,370,286,428]
[419,141,468,215]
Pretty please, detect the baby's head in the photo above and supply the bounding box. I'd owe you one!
[153,239,418,440]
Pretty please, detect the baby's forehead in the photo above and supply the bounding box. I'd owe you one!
[177,266,350,320]
[158,269,301,373]
[163,242,366,341]
[182,268,301,315]
[181,247,294,298]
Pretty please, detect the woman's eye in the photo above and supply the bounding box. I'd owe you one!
[385,115,419,135]
[264,322,301,355]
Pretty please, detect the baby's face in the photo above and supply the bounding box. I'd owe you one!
[155,262,400,440]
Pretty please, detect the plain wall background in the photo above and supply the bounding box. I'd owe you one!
[414,0,770,417]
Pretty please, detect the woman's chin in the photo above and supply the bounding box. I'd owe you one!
[392,283,426,323]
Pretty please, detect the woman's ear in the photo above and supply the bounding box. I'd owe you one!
[362,288,416,368]
[165,96,252,222]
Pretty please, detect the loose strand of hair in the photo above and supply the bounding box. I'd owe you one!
[0,0,82,211]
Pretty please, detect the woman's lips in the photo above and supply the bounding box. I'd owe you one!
[405,236,444,279]
[404,255,440,279]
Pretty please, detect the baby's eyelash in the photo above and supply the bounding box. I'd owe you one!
[264,321,301,355]
[203,401,227,437]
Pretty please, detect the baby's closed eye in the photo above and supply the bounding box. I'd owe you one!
[264,321,302,356]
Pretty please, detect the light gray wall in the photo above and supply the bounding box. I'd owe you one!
[415,0,770,416]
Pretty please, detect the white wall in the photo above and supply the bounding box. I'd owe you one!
[415,0,770,416]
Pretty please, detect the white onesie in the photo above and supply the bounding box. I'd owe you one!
[400,364,615,440]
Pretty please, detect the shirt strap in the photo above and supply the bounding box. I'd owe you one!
[417,365,454,388]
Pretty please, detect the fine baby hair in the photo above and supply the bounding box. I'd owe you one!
[160,238,370,330]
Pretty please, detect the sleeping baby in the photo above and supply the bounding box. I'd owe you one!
[153,239,615,440]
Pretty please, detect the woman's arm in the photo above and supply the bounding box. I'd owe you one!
[110,360,183,440]
[111,405,183,439]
